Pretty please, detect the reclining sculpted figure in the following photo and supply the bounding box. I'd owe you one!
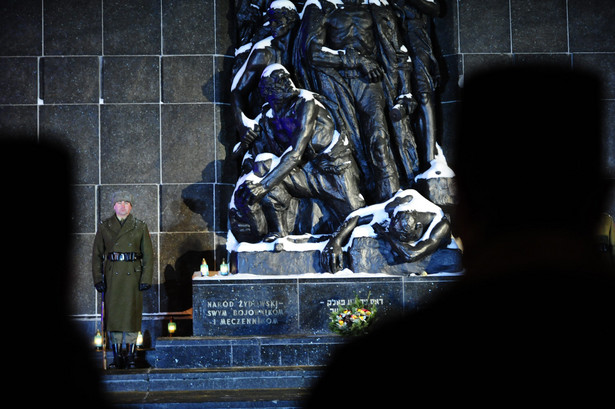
[320,189,453,273]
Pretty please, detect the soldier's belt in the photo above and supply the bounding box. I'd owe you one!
[106,252,142,262]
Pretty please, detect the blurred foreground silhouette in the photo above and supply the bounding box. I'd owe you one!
[304,65,614,408]
[1,139,109,408]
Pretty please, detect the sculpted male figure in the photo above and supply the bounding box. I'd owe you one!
[298,0,405,202]
[321,189,451,273]
[231,64,365,242]
[231,1,299,153]
[394,0,441,163]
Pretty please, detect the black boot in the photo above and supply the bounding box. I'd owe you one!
[108,344,123,369]
[125,343,136,369]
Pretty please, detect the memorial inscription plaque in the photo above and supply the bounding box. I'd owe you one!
[192,274,454,337]
[192,278,298,336]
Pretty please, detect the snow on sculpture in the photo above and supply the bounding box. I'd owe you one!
[227,0,460,274]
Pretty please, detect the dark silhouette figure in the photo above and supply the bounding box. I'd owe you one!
[303,66,614,408]
[1,140,110,407]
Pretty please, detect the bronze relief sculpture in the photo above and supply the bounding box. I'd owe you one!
[228,0,460,274]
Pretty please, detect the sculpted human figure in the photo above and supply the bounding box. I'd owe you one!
[233,0,269,51]
[393,0,441,164]
[294,0,416,202]
[231,1,299,154]
[320,189,451,273]
[230,64,366,242]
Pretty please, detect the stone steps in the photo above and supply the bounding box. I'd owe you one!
[149,335,343,369]
[106,387,309,408]
[99,335,338,408]
[102,366,321,408]
[97,274,461,407]
[103,366,323,392]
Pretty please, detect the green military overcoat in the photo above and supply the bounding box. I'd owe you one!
[92,214,154,332]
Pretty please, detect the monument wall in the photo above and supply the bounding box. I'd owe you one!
[0,0,613,338]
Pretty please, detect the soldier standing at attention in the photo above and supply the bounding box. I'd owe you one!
[92,191,154,369]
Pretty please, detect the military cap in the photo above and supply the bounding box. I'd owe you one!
[112,190,134,205]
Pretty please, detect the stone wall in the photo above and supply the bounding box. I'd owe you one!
[0,0,613,335]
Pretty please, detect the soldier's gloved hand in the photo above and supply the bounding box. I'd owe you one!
[94,281,106,292]
[139,283,151,291]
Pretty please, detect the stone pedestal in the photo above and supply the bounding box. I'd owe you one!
[232,239,463,276]
[192,273,459,337]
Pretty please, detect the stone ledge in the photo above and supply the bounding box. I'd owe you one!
[102,366,322,393]
[232,237,462,276]
[106,387,309,407]
[151,335,343,368]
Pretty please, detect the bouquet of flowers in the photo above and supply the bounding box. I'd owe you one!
[329,294,377,337]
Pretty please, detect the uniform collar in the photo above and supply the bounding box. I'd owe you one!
[108,213,135,233]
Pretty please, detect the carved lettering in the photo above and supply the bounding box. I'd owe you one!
[326,297,384,312]
[204,298,285,327]
[207,300,235,308]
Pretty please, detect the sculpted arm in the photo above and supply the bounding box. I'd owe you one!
[382,217,451,262]
[403,0,441,16]
[307,23,384,82]
[231,48,271,146]
[321,214,374,273]
[242,98,316,204]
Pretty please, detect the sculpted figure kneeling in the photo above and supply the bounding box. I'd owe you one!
[230,64,365,243]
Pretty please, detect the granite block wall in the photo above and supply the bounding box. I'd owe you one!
[0,0,613,336]
[434,0,615,215]
[0,0,236,330]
